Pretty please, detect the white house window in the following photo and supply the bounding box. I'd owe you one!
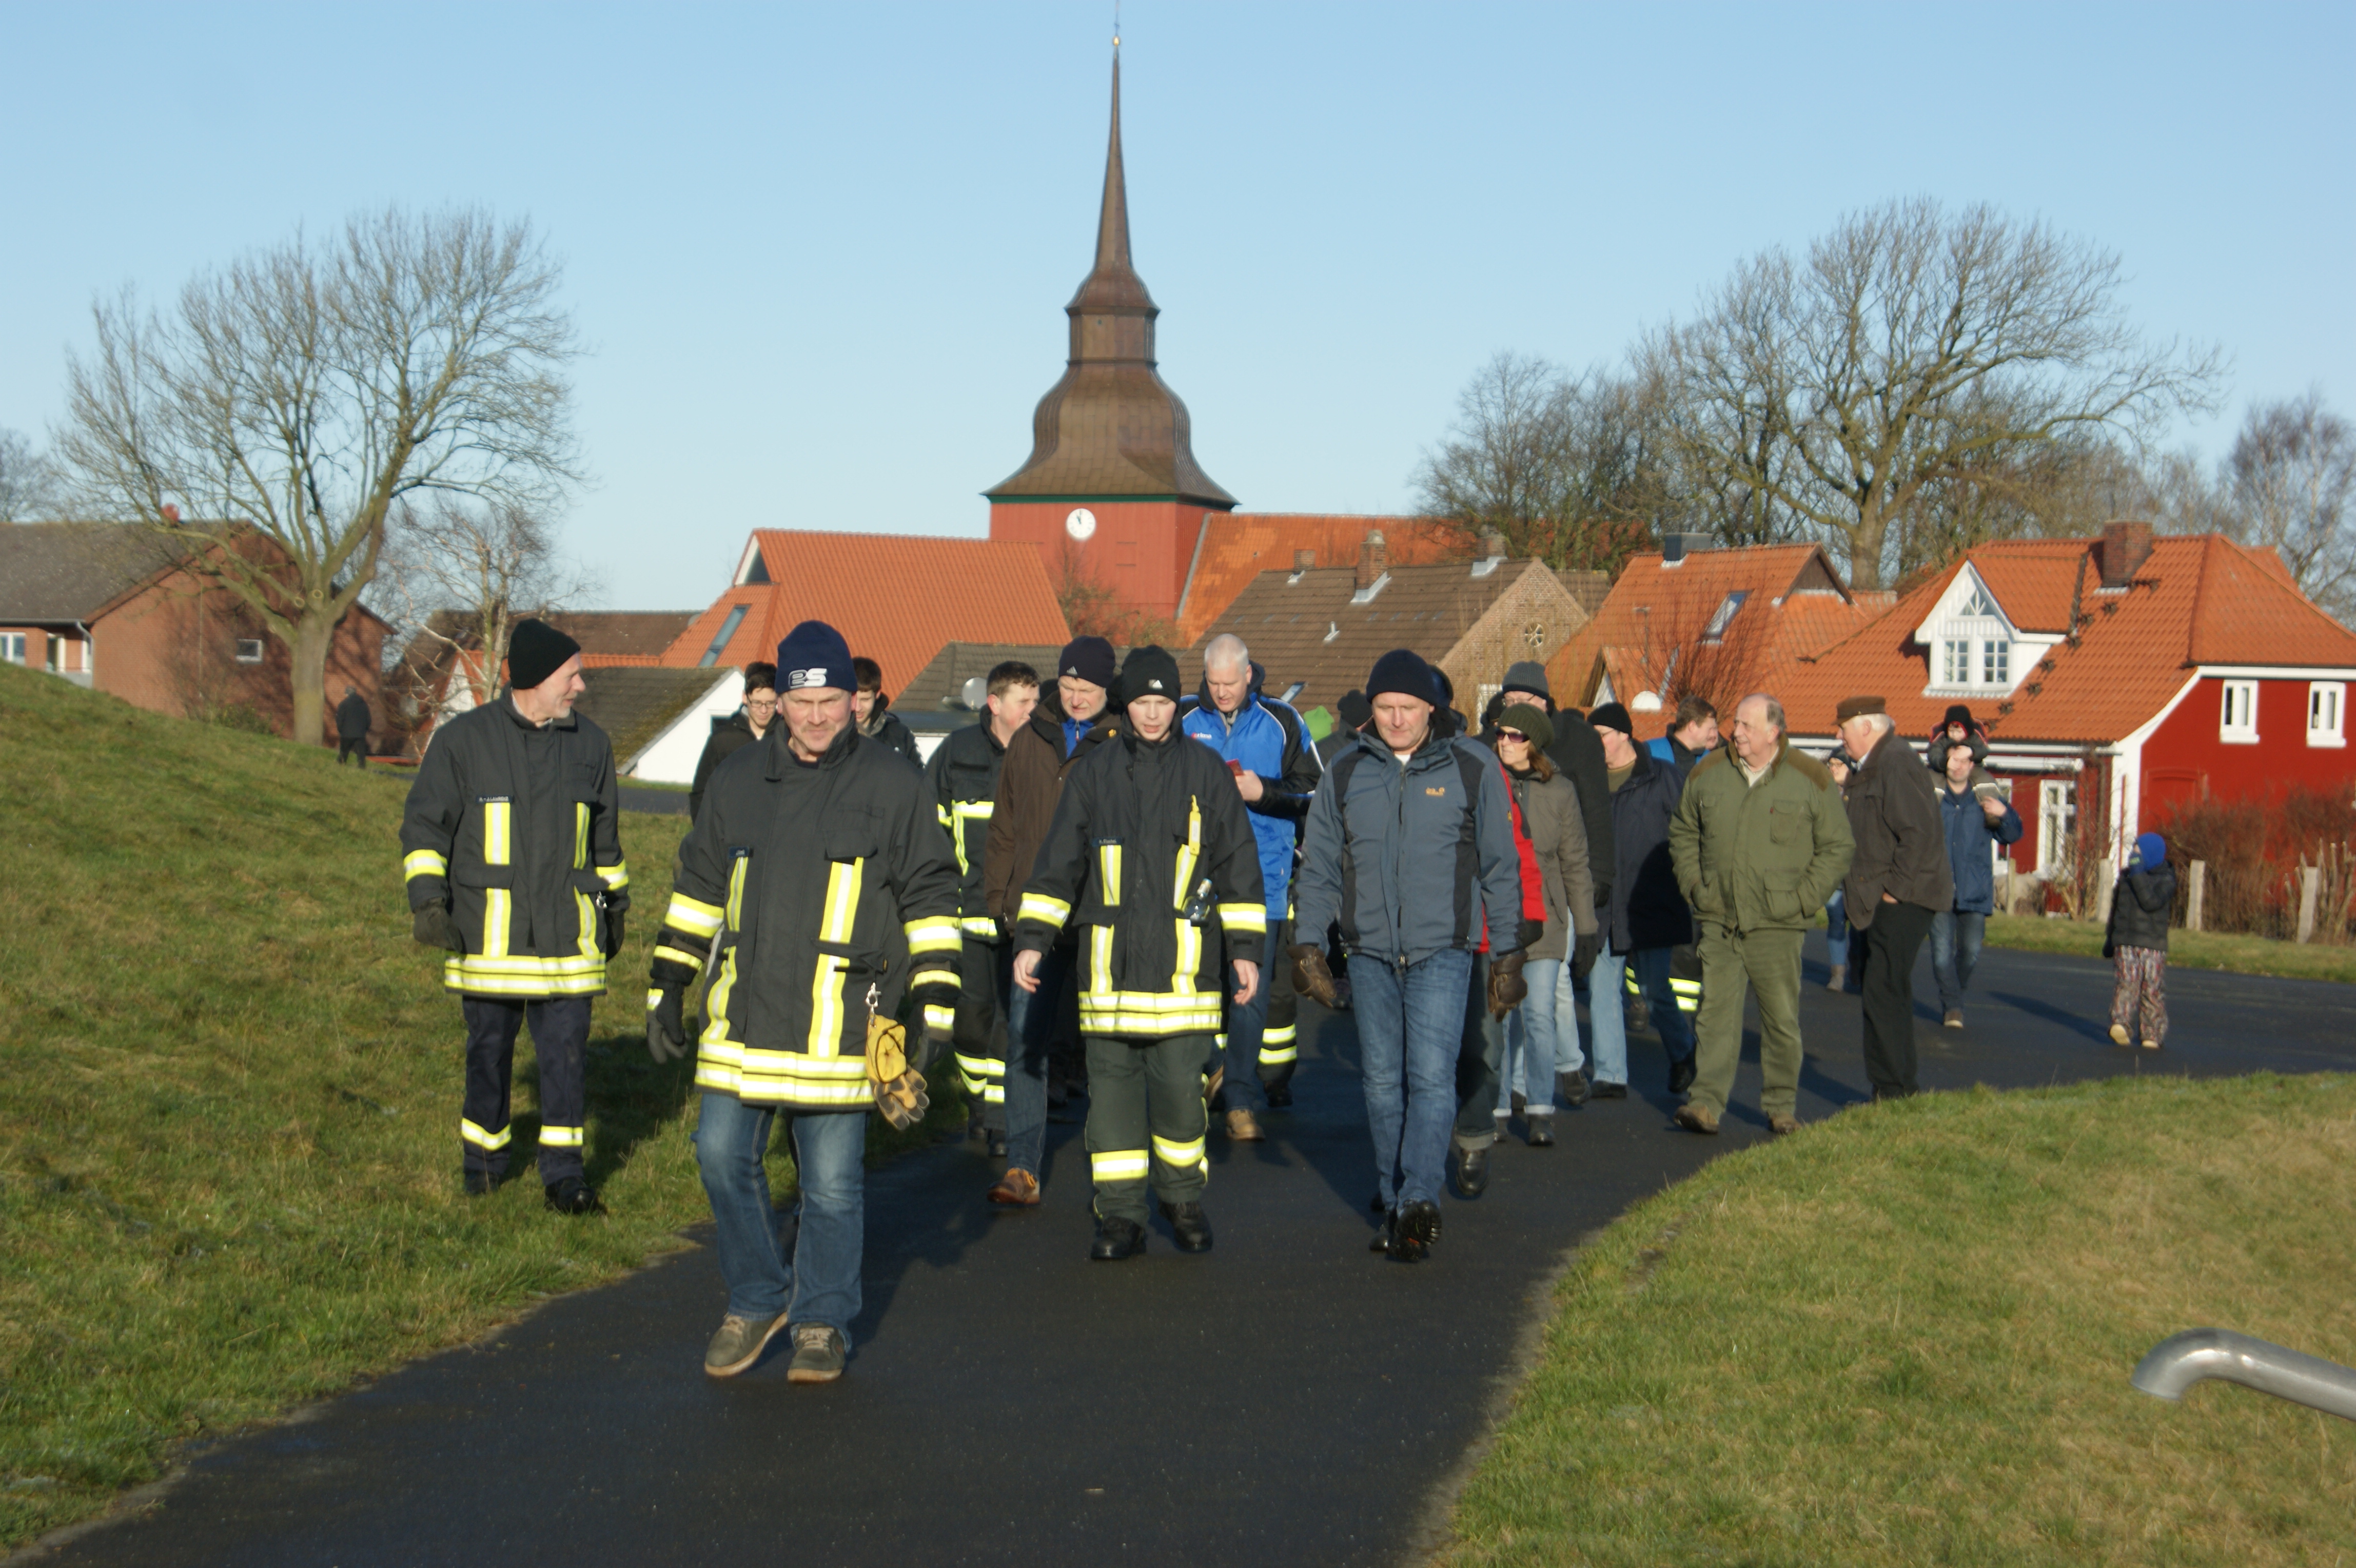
[234,638,265,664]
[2219,679,2259,743]
[2037,780,2077,878]
[1928,579,2014,694]
[2309,682,2346,748]
[1982,640,2009,686]
[1,633,24,664]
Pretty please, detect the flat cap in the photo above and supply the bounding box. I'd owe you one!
[1835,694,1888,723]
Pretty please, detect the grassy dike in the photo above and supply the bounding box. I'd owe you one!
[1981,913,2356,986]
[1440,1073,2356,1567]
[0,663,959,1547]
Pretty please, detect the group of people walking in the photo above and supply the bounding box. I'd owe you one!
[397,616,2173,1384]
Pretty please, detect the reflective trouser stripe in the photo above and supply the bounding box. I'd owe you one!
[955,1051,993,1095]
[1670,977,1701,1014]
[540,1124,584,1148]
[461,1117,512,1150]
[1259,1021,1298,1065]
[1091,1149,1150,1183]
[1152,1134,1207,1175]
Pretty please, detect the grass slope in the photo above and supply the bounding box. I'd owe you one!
[0,664,956,1547]
[1983,913,2356,985]
[1443,1073,2356,1567]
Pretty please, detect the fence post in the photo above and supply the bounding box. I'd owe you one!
[2186,860,2205,933]
[2299,866,2322,945]
[2094,857,2116,927]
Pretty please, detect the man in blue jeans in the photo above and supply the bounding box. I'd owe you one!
[1584,703,1698,1094]
[1930,737,2023,1028]
[1292,649,1523,1263]
[643,620,963,1383]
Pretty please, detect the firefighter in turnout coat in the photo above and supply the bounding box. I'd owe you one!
[400,619,626,1213]
[1012,646,1266,1261]
[644,621,963,1383]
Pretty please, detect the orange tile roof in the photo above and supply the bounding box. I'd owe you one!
[659,532,1070,694]
[1175,514,1464,644]
[1780,533,2356,742]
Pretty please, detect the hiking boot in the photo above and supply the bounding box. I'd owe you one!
[1526,1116,1555,1148]
[2109,1023,2133,1047]
[1369,1210,1396,1254]
[1943,1008,1964,1029]
[1667,1056,1697,1095]
[785,1323,847,1384]
[1768,1112,1800,1136]
[543,1177,602,1216]
[1592,1080,1628,1100]
[1559,1069,1591,1108]
[1160,1200,1213,1253]
[462,1169,495,1197]
[1509,1090,1527,1115]
[987,1167,1040,1207]
[1391,1200,1441,1263]
[1674,1103,1720,1135]
[1225,1107,1266,1143]
[1090,1215,1146,1262]
[1451,1144,1489,1200]
[704,1311,789,1378]
[1825,964,1847,992]
[1264,1082,1293,1109]
[1202,1066,1225,1110]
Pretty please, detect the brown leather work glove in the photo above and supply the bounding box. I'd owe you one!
[1486,950,1528,1019]
[1289,943,1338,1008]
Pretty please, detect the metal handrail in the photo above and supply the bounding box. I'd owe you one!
[2132,1328,2356,1422]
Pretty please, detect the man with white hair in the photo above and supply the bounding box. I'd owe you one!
[1834,695,1954,1102]
[1181,633,1322,1137]
[1666,693,1852,1135]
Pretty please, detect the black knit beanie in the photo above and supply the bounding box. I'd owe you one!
[1366,649,1435,704]
[1117,644,1182,705]
[506,618,581,693]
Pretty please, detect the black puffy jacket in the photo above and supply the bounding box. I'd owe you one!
[1605,743,1693,953]
[2107,864,2176,954]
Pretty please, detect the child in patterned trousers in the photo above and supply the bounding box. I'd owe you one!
[2105,832,2176,1050]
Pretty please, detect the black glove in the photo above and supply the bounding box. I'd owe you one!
[412,902,462,952]
[1516,916,1544,951]
[646,985,690,1064]
[909,978,958,1072]
[602,910,626,960]
[1486,950,1528,1018]
[1289,943,1338,1008]
[1572,931,1600,982]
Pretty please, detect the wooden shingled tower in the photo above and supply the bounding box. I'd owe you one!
[987,42,1235,621]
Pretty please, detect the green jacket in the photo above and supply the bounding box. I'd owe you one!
[1668,738,1854,936]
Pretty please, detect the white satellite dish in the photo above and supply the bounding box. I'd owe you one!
[1065,506,1097,541]
[958,674,988,711]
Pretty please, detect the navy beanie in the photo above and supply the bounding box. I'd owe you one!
[1367,649,1435,704]
[1057,636,1116,691]
[1117,644,1182,705]
[774,620,856,694]
[1587,701,1633,736]
[2135,832,2166,870]
[506,618,580,693]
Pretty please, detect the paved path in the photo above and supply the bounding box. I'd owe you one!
[40,941,2353,1567]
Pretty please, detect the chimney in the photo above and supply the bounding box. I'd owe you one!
[1661,531,1712,564]
[1356,530,1388,590]
[1478,527,1507,559]
[2099,520,2153,587]
[1293,548,1317,571]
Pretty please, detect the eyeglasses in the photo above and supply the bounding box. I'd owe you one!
[1496,729,1528,744]
[746,697,777,711]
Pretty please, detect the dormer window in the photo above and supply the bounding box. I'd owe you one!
[1923,571,2018,696]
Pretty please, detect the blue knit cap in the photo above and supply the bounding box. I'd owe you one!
[774,620,855,695]
[2134,832,2166,870]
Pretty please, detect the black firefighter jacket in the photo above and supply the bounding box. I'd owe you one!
[649,725,963,1109]
[925,719,1009,939]
[401,697,628,999]
[1012,724,1265,1038]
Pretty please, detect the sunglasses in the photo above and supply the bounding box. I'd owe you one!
[1496,729,1529,743]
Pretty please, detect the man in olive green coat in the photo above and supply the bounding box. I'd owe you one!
[1666,694,1854,1135]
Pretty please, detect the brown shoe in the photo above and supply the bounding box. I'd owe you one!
[1768,1112,1800,1135]
[1225,1108,1266,1142]
[1674,1103,1720,1135]
[987,1168,1040,1206]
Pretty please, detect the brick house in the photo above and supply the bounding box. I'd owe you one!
[0,522,386,741]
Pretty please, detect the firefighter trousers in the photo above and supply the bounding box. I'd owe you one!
[460,995,590,1184]
[1085,1032,1211,1224]
[952,935,1013,1132]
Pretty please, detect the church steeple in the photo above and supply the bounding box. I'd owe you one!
[987,46,1233,509]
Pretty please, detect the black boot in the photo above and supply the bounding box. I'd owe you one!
[543,1177,602,1215]
[1089,1215,1145,1261]
[1264,1081,1293,1109]
[1391,1200,1441,1263]
[462,1169,494,1197]
[1667,1055,1697,1095]
[1451,1144,1489,1200]
[1160,1200,1213,1253]
[1369,1210,1396,1254]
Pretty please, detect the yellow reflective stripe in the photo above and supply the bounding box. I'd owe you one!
[1264,1023,1297,1044]
[983,1084,1005,1104]
[699,1041,871,1077]
[950,800,992,878]
[954,1052,992,1092]
[1171,797,1201,911]
[482,889,512,958]
[1624,966,1642,997]
[574,803,590,870]
[1099,844,1123,906]
[403,849,448,880]
[1091,1149,1150,1183]
[702,949,739,1043]
[1171,916,1202,996]
[1091,924,1115,996]
[727,857,750,930]
[1018,892,1072,930]
[483,801,511,866]
[1152,1133,1207,1170]
[646,989,667,1010]
[905,916,961,956]
[460,1117,512,1150]
[1218,903,1267,936]
[598,863,629,891]
[807,856,864,1053]
[820,857,861,944]
[666,893,725,937]
[576,890,600,961]
[1077,1003,1225,1034]
[1258,1044,1299,1064]
[923,1004,954,1034]
[695,1064,876,1106]
[653,944,707,973]
[444,969,609,997]
[960,915,1000,936]
[540,1124,585,1148]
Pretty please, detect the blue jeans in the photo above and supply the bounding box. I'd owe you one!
[1215,926,1284,1114]
[694,1092,866,1336]
[1825,889,1850,970]
[1497,957,1564,1114]
[1352,949,1473,1211]
[1002,943,1072,1177]
[1929,910,1987,1012]
[1587,946,1697,1086]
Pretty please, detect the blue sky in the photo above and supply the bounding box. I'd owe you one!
[4,2,2350,612]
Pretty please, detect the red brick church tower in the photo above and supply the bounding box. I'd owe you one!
[986,46,1235,622]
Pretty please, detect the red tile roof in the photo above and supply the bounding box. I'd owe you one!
[659,532,1070,693]
[1780,533,2356,742]
[1175,514,1464,645]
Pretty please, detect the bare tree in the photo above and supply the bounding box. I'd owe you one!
[383,495,600,710]
[1651,199,2222,590]
[0,427,63,522]
[2226,390,2355,617]
[55,207,580,745]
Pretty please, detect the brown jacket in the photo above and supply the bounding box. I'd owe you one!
[981,688,1117,927]
[1842,726,1955,927]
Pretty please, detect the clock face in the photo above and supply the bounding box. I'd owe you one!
[1065,507,1097,541]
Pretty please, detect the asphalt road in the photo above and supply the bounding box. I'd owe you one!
[33,939,2354,1567]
